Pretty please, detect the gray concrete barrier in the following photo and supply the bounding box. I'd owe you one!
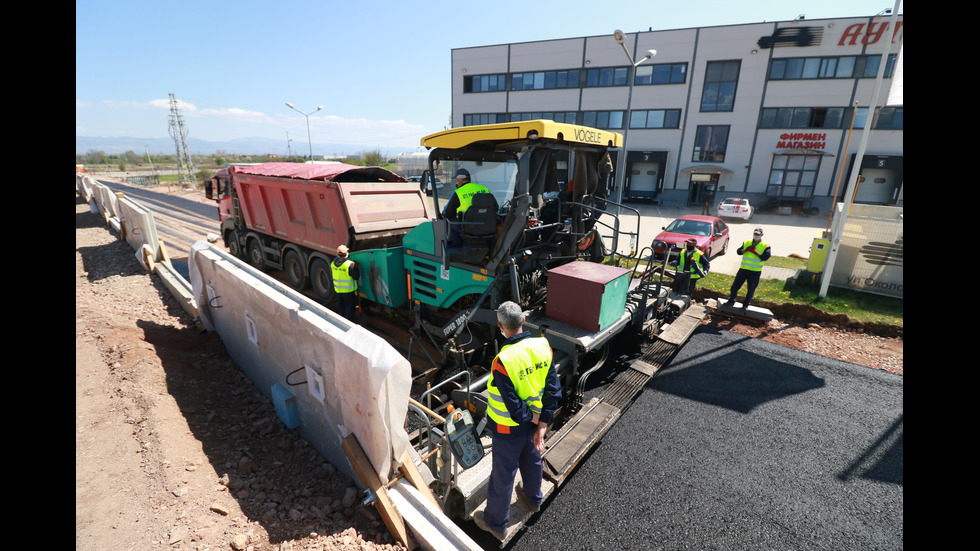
[188,242,411,482]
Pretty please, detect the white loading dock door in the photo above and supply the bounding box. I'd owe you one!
[629,162,660,196]
[855,168,899,204]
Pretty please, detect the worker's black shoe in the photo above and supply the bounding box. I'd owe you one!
[473,510,506,540]
[516,483,541,513]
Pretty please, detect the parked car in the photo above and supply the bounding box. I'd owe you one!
[716,197,753,221]
[652,215,730,259]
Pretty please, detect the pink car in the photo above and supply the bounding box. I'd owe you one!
[652,215,730,259]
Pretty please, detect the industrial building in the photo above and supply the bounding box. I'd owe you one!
[449,13,903,213]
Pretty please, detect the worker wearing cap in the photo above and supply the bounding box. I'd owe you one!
[674,237,710,298]
[331,244,360,320]
[727,228,771,312]
[443,168,494,247]
[475,301,561,540]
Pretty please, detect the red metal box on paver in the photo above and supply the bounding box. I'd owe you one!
[545,262,630,332]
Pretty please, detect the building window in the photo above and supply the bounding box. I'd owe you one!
[464,74,507,93]
[761,107,846,129]
[463,113,508,126]
[768,54,897,80]
[760,106,902,130]
[873,107,903,130]
[692,125,730,162]
[586,67,629,87]
[701,60,740,112]
[511,70,581,90]
[767,153,822,199]
[582,110,625,129]
[507,112,578,124]
[634,63,688,85]
[629,109,682,129]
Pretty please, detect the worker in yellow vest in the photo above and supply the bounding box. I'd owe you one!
[443,168,495,247]
[331,244,359,320]
[474,301,562,540]
[674,237,710,299]
[727,227,771,312]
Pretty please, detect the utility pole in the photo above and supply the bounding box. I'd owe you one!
[168,93,196,186]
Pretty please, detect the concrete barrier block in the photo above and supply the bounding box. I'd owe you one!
[189,244,411,483]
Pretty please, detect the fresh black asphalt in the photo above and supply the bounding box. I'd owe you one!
[491,326,903,551]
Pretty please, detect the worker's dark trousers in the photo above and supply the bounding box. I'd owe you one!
[730,269,761,304]
[485,422,543,532]
[336,291,357,320]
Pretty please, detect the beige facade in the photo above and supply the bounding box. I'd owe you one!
[451,15,903,212]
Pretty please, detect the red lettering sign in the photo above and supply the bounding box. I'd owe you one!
[838,21,903,46]
[777,133,827,150]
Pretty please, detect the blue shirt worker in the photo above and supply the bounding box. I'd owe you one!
[443,168,493,247]
[727,227,771,312]
[475,301,562,540]
[331,244,360,320]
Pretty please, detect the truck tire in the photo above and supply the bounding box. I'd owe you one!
[227,237,242,259]
[310,258,335,303]
[247,238,266,272]
[284,250,308,290]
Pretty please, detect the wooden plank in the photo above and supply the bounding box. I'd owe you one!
[342,434,416,550]
[398,449,439,508]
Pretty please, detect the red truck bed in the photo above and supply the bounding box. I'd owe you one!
[230,163,431,255]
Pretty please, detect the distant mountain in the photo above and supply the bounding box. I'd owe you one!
[76,136,415,158]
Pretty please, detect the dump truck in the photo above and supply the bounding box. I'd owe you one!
[207,121,704,543]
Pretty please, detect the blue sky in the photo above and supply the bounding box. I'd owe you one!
[76,0,900,156]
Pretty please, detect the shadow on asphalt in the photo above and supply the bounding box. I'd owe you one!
[651,347,825,414]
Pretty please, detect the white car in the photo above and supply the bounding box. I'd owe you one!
[716,197,753,221]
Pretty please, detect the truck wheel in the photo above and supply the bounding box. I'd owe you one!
[284,250,308,290]
[228,237,242,259]
[310,258,335,303]
[247,239,266,271]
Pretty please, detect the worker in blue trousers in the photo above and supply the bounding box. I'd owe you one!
[727,227,771,312]
[474,301,562,540]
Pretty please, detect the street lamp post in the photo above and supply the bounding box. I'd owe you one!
[611,30,656,210]
[285,102,323,161]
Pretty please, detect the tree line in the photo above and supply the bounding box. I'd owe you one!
[76,149,396,183]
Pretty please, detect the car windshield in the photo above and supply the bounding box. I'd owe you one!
[665,219,712,236]
[722,199,747,205]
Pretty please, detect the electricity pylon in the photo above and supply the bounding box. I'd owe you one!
[168,93,196,185]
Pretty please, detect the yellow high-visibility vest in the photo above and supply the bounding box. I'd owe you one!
[486,337,553,430]
[740,240,769,272]
[454,182,490,218]
[679,249,705,279]
[331,258,357,293]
